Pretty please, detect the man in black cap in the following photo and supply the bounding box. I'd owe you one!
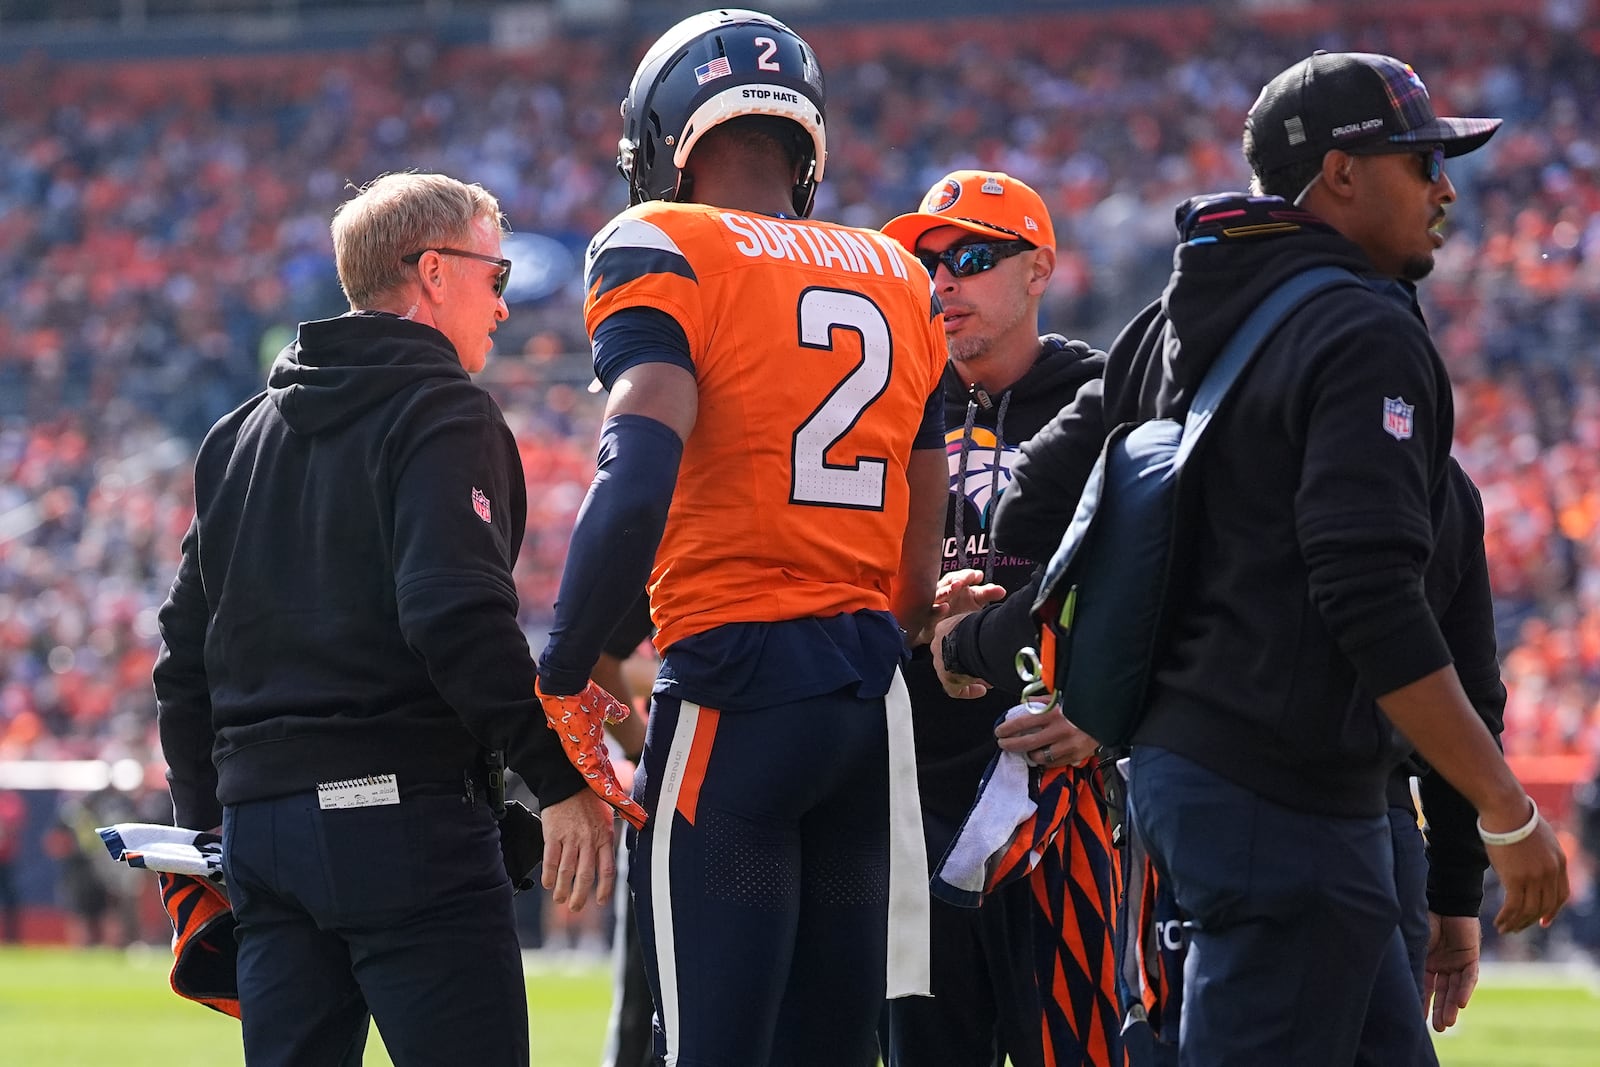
[973,51,1571,1066]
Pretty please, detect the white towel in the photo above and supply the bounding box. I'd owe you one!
[97,822,240,1019]
[97,822,225,883]
[930,702,1066,907]
[930,739,1037,904]
[884,667,932,998]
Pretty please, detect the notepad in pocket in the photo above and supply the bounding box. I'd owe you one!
[316,774,400,810]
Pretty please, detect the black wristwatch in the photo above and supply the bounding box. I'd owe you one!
[939,623,967,677]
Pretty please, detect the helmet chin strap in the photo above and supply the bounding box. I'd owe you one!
[790,158,817,218]
[791,183,814,218]
[619,138,690,206]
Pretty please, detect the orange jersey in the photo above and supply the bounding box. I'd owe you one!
[584,201,946,651]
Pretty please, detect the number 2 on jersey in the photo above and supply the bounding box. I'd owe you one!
[792,287,892,510]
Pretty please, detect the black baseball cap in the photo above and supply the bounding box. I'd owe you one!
[1245,51,1501,177]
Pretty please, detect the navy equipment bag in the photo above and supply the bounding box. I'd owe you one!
[1024,266,1360,747]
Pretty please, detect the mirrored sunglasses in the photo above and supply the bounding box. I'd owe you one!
[915,239,1032,279]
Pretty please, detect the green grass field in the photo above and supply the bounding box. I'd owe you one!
[0,946,611,1066]
[1,947,1596,1065]
[1426,966,1600,1067]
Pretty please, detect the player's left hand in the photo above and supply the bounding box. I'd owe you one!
[937,568,1006,616]
[536,678,649,831]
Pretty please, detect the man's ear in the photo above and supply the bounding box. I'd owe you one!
[1328,150,1357,194]
[414,249,448,301]
[1027,246,1056,296]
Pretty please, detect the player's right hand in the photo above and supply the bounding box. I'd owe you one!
[1482,812,1568,935]
[538,788,617,912]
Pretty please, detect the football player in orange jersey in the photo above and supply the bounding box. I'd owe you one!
[535,9,956,1066]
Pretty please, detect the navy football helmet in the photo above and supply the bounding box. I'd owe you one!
[617,8,827,217]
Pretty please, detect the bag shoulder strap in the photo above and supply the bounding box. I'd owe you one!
[1174,265,1362,469]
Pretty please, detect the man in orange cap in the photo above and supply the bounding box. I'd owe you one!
[879,171,1120,1067]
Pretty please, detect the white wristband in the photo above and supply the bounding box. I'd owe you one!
[1477,797,1540,847]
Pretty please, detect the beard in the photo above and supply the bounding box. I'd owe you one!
[947,334,990,364]
[945,289,1033,366]
[1399,253,1436,282]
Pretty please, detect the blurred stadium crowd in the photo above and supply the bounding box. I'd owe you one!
[1,0,1598,951]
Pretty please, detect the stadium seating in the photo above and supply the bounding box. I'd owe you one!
[0,0,1595,951]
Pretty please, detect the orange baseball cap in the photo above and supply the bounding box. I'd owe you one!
[882,170,1055,253]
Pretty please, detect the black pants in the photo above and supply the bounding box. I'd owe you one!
[882,864,1040,1067]
[223,782,526,1067]
[1353,805,1438,1067]
[603,837,656,1067]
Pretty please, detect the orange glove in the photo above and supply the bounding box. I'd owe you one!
[536,678,650,830]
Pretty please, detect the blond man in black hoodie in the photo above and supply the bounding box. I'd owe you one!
[155,172,615,1067]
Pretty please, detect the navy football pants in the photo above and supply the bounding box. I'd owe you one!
[222,782,528,1067]
[629,689,891,1067]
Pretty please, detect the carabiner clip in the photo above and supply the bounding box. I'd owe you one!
[1013,647,1059,715]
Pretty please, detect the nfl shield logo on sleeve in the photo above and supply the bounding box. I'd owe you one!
[471,487,492,523]
[1382,397,1414,441]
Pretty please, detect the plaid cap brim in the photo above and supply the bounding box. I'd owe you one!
[1382,116,1502,157]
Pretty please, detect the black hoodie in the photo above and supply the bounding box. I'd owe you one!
[993,194,1459,818]
[154,313,584,830]
[905,336,1105,824]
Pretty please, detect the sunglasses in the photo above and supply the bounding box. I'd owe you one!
[402,247,513,297]
[1348,143,1446,185]
[915,239,1032,279]
[1417,145,1445,184]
